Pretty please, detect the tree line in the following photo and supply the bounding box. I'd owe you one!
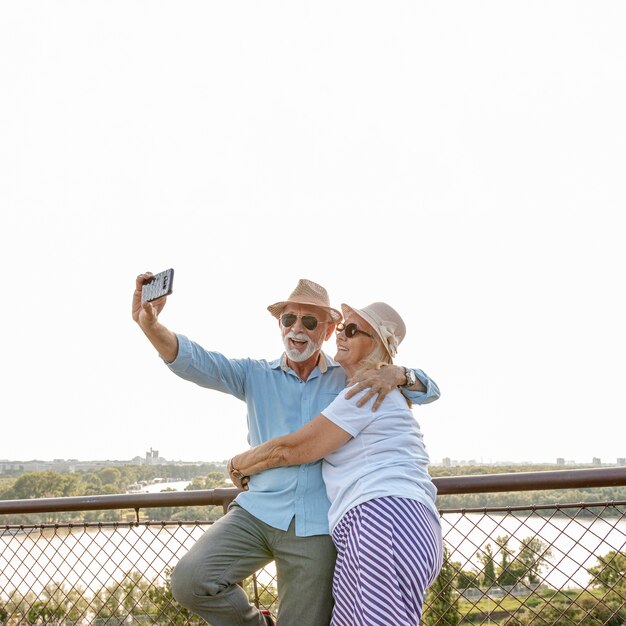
[1,463,625,524]
[0,465,230,524]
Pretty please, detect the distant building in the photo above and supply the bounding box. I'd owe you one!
[556,458,565,465]
[442,457,451,467]
[592,457,602,466]
[0,461,24,473]
[145,448,167,466]
[145,448,160,465]
[617,458,626,466]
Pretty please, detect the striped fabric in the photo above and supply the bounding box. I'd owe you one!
[330,497,443,626]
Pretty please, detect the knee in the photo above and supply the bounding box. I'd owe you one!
[170,553,229,609]
[170,558,191,608]
[170,555,208,609]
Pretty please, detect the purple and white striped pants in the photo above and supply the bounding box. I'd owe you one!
[330,497,443,626]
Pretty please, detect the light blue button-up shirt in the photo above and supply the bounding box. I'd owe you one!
[167,333,440,536]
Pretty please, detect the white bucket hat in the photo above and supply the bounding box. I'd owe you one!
[341,301,406,358]
[267,279,342,322]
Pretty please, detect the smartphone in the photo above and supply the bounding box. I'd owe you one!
[142,268,175,303]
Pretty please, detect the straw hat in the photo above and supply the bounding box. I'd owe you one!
[267,279,342,322]
[341,302,406,358]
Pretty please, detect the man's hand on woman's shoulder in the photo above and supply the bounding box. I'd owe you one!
[345,363,409,411]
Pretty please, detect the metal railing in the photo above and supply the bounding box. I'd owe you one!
[1,467,625,625]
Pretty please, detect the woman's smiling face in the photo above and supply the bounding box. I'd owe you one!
[334,312,377,377]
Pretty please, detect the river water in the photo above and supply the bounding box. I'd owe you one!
[1,511,625,597]
[128,479,192,493]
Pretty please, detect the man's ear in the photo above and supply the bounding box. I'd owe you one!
[324,323,336,341]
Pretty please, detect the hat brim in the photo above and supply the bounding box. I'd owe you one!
[268,299,342,322]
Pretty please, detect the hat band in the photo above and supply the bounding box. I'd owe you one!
[378,322,399,357]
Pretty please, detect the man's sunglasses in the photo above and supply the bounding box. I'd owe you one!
[281,313,326,331]
[336,322,375,340]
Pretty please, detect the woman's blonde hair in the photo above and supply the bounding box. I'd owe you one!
[362,340,393,370]
[352,336,411,407]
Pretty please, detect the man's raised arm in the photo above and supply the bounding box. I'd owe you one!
[132,272,179,363]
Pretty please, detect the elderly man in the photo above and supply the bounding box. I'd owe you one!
[132,276,440,626]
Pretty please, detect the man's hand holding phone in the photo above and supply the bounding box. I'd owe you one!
[132,269,179,363]
[132,270,173,328]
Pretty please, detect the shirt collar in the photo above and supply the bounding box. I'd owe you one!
[271,352,334,374]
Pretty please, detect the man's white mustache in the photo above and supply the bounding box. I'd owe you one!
[285,331,311,343]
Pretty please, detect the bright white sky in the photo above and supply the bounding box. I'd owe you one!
[1,2,625,466]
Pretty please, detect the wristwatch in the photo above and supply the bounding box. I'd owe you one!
[402,367,417,388]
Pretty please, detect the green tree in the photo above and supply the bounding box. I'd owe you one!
[477,543,496,587]
[0,605,8,625]
[148,568,206,625]
[516,536,553,585]
[29,582,79,624]
[80,472,103,494]
[164,504,225,522]
[205,471,228,487]
[62,586,90,623]
[185,471,228,490]
[0,477,14,493]
[27,595,65,626]
[456,568,480,590]
[577,595,626,626]
[35,582,89,623]
[495,534,520,586]
[503,597,626,626]
[2,471,80,500]
[422,546,460,626]
[97,467,122,487]
[92,571,154,621]
[502,600,579,626]
[587,550,626,592]
[4,590,34,623]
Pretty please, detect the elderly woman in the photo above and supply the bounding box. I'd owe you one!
[229,302,443,626]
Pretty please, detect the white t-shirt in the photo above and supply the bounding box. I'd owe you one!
[321,386,439,531]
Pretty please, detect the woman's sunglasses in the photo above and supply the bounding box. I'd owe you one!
[336,322,375,340]
[281,313,324,331]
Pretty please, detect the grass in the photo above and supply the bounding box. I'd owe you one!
[454,587,590,625]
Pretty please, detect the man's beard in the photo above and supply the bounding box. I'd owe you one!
[283,331,324,362]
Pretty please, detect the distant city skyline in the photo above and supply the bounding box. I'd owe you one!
[2,451,625,471]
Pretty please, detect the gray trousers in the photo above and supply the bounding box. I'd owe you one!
[170,505,336,626]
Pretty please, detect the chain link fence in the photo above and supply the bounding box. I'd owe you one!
[1,470,626,624]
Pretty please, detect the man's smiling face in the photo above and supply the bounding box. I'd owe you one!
[280,304,331,363]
